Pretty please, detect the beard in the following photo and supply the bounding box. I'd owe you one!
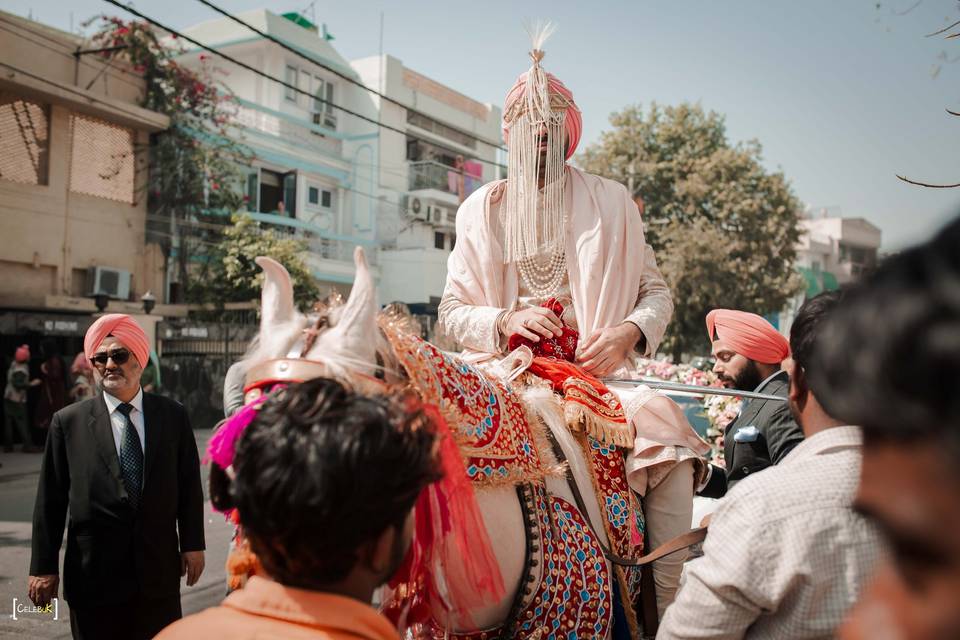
[731,359,763,392]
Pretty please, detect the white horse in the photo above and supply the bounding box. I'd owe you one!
[229,247,704,639]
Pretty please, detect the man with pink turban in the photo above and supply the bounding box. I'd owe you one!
[698,309,804,499]
[29,313,206,639]
[5,345,40,453]
[438,25,707,619]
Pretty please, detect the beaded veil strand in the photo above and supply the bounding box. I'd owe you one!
[501,22,574,298]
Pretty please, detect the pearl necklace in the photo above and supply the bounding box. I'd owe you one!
[517,246,566,298]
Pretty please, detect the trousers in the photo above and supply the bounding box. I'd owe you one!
[69,594,182,640]
[643,458,695,617]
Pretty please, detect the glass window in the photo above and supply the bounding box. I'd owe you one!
[407,111,476,149]
[323,82,336,129]
[283,173,297,217]
[321,189,332,208]
[434,232,445,250]
[308,186,319,205]
[0,94,49,185]
[246,172,258,211]
[312,76,325,112]
[284,65,298,102]
[299,70,311,105]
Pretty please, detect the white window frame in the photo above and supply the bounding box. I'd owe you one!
[304,179,337,213]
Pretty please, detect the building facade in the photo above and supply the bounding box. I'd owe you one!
[0,10,171,356]
[778,214,882,335]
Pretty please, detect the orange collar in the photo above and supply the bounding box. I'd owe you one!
[223,576,399,640]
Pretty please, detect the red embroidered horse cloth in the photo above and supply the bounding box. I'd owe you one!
[381,320,555,485]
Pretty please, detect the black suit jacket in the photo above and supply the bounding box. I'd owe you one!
[30,391,205,607]
[699,370,804,498]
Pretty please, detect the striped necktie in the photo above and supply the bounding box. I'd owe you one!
[116,402,144,509]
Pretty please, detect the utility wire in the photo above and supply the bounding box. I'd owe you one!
[101,0,507,171]
[192,0,506,153]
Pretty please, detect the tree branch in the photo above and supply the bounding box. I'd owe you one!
[896,174,960,188]
[926,18,960,37]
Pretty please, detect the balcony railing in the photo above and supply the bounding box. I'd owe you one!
[233,104,342,157]
[408,160,483,199]
[253,213,377,266]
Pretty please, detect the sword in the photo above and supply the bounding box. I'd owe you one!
[602,378,787,403]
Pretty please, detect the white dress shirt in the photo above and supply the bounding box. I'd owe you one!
[659,426,885,640]
[102,388,146,457]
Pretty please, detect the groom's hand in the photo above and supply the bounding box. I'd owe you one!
[577,323,642,377]
[504,307,564,342]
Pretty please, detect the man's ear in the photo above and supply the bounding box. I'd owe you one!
[785,359,807,408]
[364,526,397,575]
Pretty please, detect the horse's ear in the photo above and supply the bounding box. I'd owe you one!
[307,246,378,372]
[255,256,296,336]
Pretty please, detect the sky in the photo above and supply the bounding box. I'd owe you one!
[4,0,960,250]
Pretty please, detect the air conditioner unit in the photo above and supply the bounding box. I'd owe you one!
[87,266,132,300]
[407,196,427,221]
[428,205,454,228]
[312,112,338,130]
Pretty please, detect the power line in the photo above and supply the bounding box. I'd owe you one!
[100,0,507,171]
[191,0,506,153]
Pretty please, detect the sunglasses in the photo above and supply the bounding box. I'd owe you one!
[90,348,131,367]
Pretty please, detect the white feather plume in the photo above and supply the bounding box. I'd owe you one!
[524,19,556,52]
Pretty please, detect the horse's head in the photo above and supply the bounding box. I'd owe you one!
[241,246,382,401]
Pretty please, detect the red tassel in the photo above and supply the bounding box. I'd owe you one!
[385,404,505,629]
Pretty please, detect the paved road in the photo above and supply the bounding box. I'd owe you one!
[0,429,234,639]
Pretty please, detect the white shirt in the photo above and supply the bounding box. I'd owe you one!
[659,426,885,640]
[102,388,146,457]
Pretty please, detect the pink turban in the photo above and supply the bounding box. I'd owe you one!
[706,309,790,365]
[502,71,582,159]
[14,345,29,363]
[84,314,150,368]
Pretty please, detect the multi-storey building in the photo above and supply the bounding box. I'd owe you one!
[177,10,382,296]
[178,10,504,320]
[351,54,503,314]
[0,9,170,354]
[778,213,882,335]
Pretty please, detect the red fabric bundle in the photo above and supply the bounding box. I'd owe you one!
[508,299,632,448]
[507,298,579,362]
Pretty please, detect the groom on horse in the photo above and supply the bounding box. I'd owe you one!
[438,27,709,617]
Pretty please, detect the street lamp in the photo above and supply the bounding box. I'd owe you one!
[93,292,109,312]
[141,291,156,315]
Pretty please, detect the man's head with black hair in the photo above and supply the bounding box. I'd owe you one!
[215,377,442,600]
[783,290,846,435]
[810,216,960,640]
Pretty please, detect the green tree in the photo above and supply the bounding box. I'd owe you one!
[578,103,802,361]
[191,214,321,313]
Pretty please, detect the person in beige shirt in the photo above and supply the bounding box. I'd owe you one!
[658,291,885,639]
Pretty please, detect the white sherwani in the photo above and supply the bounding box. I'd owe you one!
[438,167,709,491]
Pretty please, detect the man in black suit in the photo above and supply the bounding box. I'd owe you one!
[698,309,804,499]
[28,314,205,640]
